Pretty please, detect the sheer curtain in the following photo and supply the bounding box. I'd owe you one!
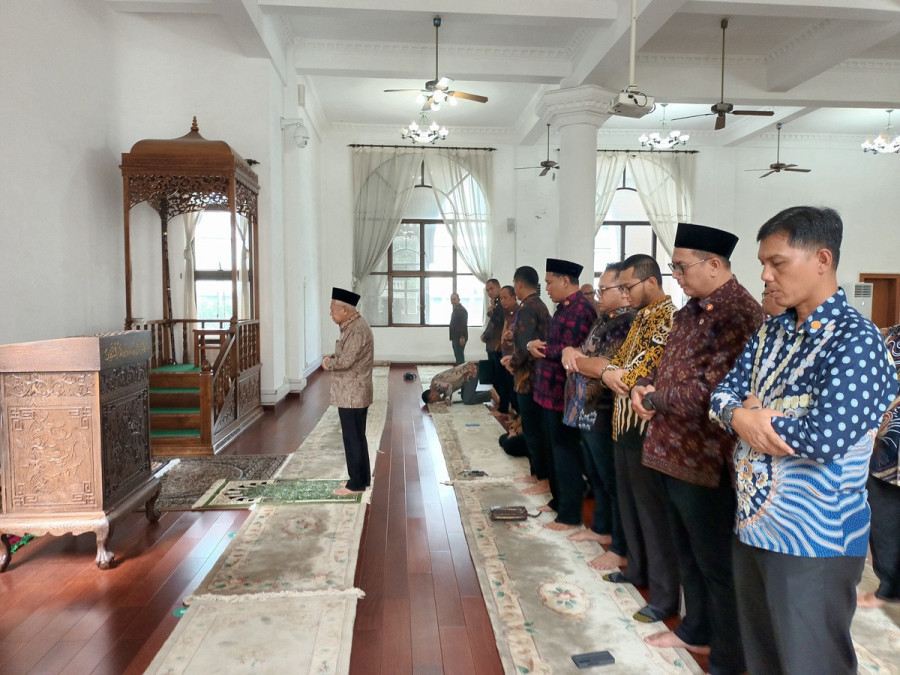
[236,214,251,319]
[627,152,695,255]
[181,211,202,321]
[595,152,627,234]
[424,149,493,283]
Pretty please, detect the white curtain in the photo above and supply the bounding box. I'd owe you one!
[595,152,627,234]
[236,214,251,319]
[352,147,423,291]
[181,211,202,320]
[626,152,696,255]
[423,149,493,283]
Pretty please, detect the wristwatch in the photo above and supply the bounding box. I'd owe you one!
[721,403,740,427]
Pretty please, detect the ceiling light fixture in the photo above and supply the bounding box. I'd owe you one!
[638,103,689,150]
[862,109,900,154]
[401,113,448,144]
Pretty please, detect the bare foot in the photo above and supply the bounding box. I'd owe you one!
[514,476,538,484]
[567,529,612,545]
[333,486,364,496]
[857,591,886,608]
[521,480,551,495]
[644,631,711,655]
[587,551,627,571]
[536,504,555,513]
[544,521,579,531]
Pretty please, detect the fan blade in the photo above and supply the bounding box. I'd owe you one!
[672,112,714,122]
[539,166,550,177]
[732,110,775,116]
[759,170,776,178]
[449,91,488,103]
[715,114,726,131]
[514,166,541,170]
[782,164,797,168]
[384,89,422,93]
[785,168,811,173]
[421,97,433,112]
[435,77,453,90]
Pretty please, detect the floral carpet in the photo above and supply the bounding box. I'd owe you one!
[192,478,363,509]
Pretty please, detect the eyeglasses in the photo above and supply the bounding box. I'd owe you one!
[668,258,710,275]
[598,286,619,295]
[618,278,648,294]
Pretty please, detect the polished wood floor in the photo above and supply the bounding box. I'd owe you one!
[0,365,504,674]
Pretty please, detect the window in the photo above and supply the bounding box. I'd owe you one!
[366,164,485,326]
[193,211,245,320]
[594,169,685,307]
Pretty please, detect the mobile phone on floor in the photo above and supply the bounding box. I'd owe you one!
[571,650,616,668]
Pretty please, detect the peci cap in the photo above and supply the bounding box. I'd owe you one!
[673,223,739,259]
[546,258,584,278]
[331,287,361,306]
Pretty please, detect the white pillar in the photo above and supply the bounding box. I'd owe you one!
[537,86,615,279]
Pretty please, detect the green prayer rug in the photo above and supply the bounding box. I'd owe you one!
[192,478,363,509]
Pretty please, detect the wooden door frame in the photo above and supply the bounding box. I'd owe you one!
[859,273,900,327]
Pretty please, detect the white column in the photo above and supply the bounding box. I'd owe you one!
[537,85,615,279]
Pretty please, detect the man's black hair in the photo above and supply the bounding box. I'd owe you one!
[500,284,515,297]
[621,253,663,286]
[757,206,842,269]
[421,389,431,405]
[513,266,539,288]
[486,278,500,286]
[604,262,624,274]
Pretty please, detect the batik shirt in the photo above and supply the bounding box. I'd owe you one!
[608,296,676,439]
[533,291,597,412]
[563,307,636,432]
[428,362,478,404]
[509,293,551,394]
[482,298,505,352]
[872,324,900,486]
[642,278,764,487]
[710,289,897,557]
[500,307,518,357]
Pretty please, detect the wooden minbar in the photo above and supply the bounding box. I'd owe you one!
[0,332,161,571]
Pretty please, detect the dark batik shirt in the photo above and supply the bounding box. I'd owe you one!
[500,307,518,357]
[533,291,597,412]
[482,298,505,352]
[872,324,900,486]
[449,304,468,341]
[642,277,765,487]
[563,306,636,431]
[509,292,551,394]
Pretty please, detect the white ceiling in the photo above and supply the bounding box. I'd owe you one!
[108,0,900,147]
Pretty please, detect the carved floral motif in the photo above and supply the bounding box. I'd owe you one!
[5,372,93,398]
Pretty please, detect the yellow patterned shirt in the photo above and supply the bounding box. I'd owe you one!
[609,295,676,438]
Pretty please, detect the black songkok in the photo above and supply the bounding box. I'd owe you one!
[545,258,583,279]
[673,223,739,259]
[331,287,360,306]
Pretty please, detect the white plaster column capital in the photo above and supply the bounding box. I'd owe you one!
[537,85,617,129]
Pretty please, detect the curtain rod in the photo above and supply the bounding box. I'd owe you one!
[348,143,496,151]
[596,148,699,154]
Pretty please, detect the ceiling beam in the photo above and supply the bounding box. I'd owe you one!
[765,19,900,92]
[260,0,617,21]
[681,0,900,22]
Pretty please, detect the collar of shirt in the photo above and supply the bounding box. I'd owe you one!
[686,276,741,317]
[638,295,673,319]
[557,290,582,310]
[339,312,361,330]
[605,306,631,320]
[775,287,847,337]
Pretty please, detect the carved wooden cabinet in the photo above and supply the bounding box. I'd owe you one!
[0,332,161,571]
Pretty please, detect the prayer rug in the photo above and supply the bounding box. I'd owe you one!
[155,454,289,510]
[416,363,454,391]
[192,478,363,510]
[145,596,356,674]
[185,502,366,602]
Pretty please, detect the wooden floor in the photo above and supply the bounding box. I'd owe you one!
[0,365,504,674]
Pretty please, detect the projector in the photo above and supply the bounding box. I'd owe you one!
[608,90,655,119]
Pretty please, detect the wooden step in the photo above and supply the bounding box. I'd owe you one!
[149,370,204,389]
[149,387,201,408]
[149,408,202,431]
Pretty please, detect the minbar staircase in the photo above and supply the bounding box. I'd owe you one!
[149,364,209,454]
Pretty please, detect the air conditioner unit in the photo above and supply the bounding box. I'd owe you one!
[850,282,873,319]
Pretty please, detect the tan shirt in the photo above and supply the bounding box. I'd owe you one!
[329,313,374,408]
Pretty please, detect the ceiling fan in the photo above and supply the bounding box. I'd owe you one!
[747,123,811,178]
[383,16,488,112]
[674,18,774,130]
[515,124,559,178]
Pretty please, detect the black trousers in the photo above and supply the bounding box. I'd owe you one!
[614,428,680,614]
[662,470,744,674]
[338,406,370,491]
[580,424,626,557]
[517,391,550,480]
[732,539,864,675]
[487,350,513,413]
[541,406,584,525]
[452,341,465,365]
[867,474,900,601]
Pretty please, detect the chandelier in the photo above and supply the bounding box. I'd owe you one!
[401,113,448,144]
[861,109,900,154]
[638,103,689,150]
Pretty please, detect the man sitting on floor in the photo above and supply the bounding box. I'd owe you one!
[422,361,493,406]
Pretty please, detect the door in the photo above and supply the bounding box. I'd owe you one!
[860,274,900,328]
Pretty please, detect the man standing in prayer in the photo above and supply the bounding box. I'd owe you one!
[449,292,468,364]
[711,206,897,674]
[323,287,375,497]
[502,266,551,494]
[631,223,764,672]
[561,263,635,570]
[599,254,680,624]
[497,284,519,416]
[529,258,597,531]
[481,279,508,411]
